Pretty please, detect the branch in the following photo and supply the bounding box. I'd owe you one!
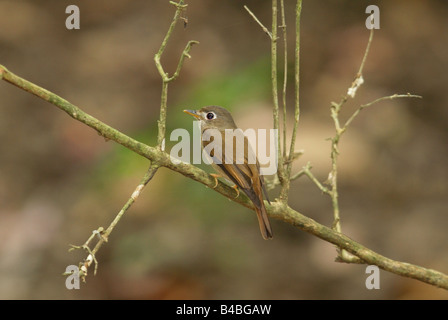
[1,64,447,289]
[245,1,303,202]
[170,40,199,82]
[270,202,448,289]
[279,0,302,201]
[154,0,198,149]
[280,0,288,161]
[343,93,422,131]
[243,6,272,39]
[347,28,373,98]
[302,162,330,195]
[68,165,159,281]
[358,28,374,77]
[308,27,422,263]
[154,0,189,82]
[0,0,444,291]
[325,29,377,247]
[269,0,288,194]
[245,2,289,199]
[63,0,197,281]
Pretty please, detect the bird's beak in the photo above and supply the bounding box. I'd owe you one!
[183,109,201,119]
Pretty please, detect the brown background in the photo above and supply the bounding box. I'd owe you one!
[0,0,447,299]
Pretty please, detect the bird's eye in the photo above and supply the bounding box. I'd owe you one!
[206,112,216,120]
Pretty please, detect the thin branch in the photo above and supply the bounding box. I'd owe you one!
[279,0,302,202]
[154,0,198,149]
[358,28,374,77]
[266,149,305,190]
[69,165,159,281]
[65,0,197,281]
[343,93,422,131]
[288,0,302,168]
[169,40,199,82]
[270,0,287,195]
[244,6,272,39]
[324,28,376,261]
[280,0,288,161]
[1,64,447,289]
[347,28,373,99]
[290,168,306,182]
[305,28,422,263]
[245,1,288,197]
[330,94,423,240]
[154,0,188,82]
[302,162,330,195]
[244,1,301,203]
[104,165,159,240]
[157,82,169,149]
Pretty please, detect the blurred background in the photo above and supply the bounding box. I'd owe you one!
[0,0,447,299]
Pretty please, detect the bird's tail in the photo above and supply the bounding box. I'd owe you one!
[255,202,273,240]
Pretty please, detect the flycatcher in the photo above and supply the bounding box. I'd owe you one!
[184,106,273,240]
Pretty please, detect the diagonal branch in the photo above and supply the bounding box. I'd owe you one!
[244,6,272,39]
[68,165,159,281]
[1,64,447,289]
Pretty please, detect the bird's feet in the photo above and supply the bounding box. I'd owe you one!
[210,173,221,188]
[210,174,239,198]
[231,184,240,198]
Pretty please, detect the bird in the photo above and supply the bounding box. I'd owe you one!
[183,106,273,240]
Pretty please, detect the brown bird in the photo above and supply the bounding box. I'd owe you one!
[184,106,273,240]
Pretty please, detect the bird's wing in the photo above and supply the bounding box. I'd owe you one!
[202,128,269,204]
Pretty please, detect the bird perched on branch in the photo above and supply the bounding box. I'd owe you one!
[184,106,273,240]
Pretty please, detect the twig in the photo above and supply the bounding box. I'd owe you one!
[246,2,289,199]
[270,0,288,195]
[154,0,189,82]
[302,162,330,195]
[69,165,159,281]
[315,28,421,263]
[324,28,377,262]
[243,6,272,39]
[266,149,305,190]
[347,28,373,98]
[358,28,374,77]
[170,40,199,82]
[290,168,306,182]
[280,0,288,161]
[154,0,198,148]
[66,0,196,282]
[343,93,422,131]
[279,0,302,202]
